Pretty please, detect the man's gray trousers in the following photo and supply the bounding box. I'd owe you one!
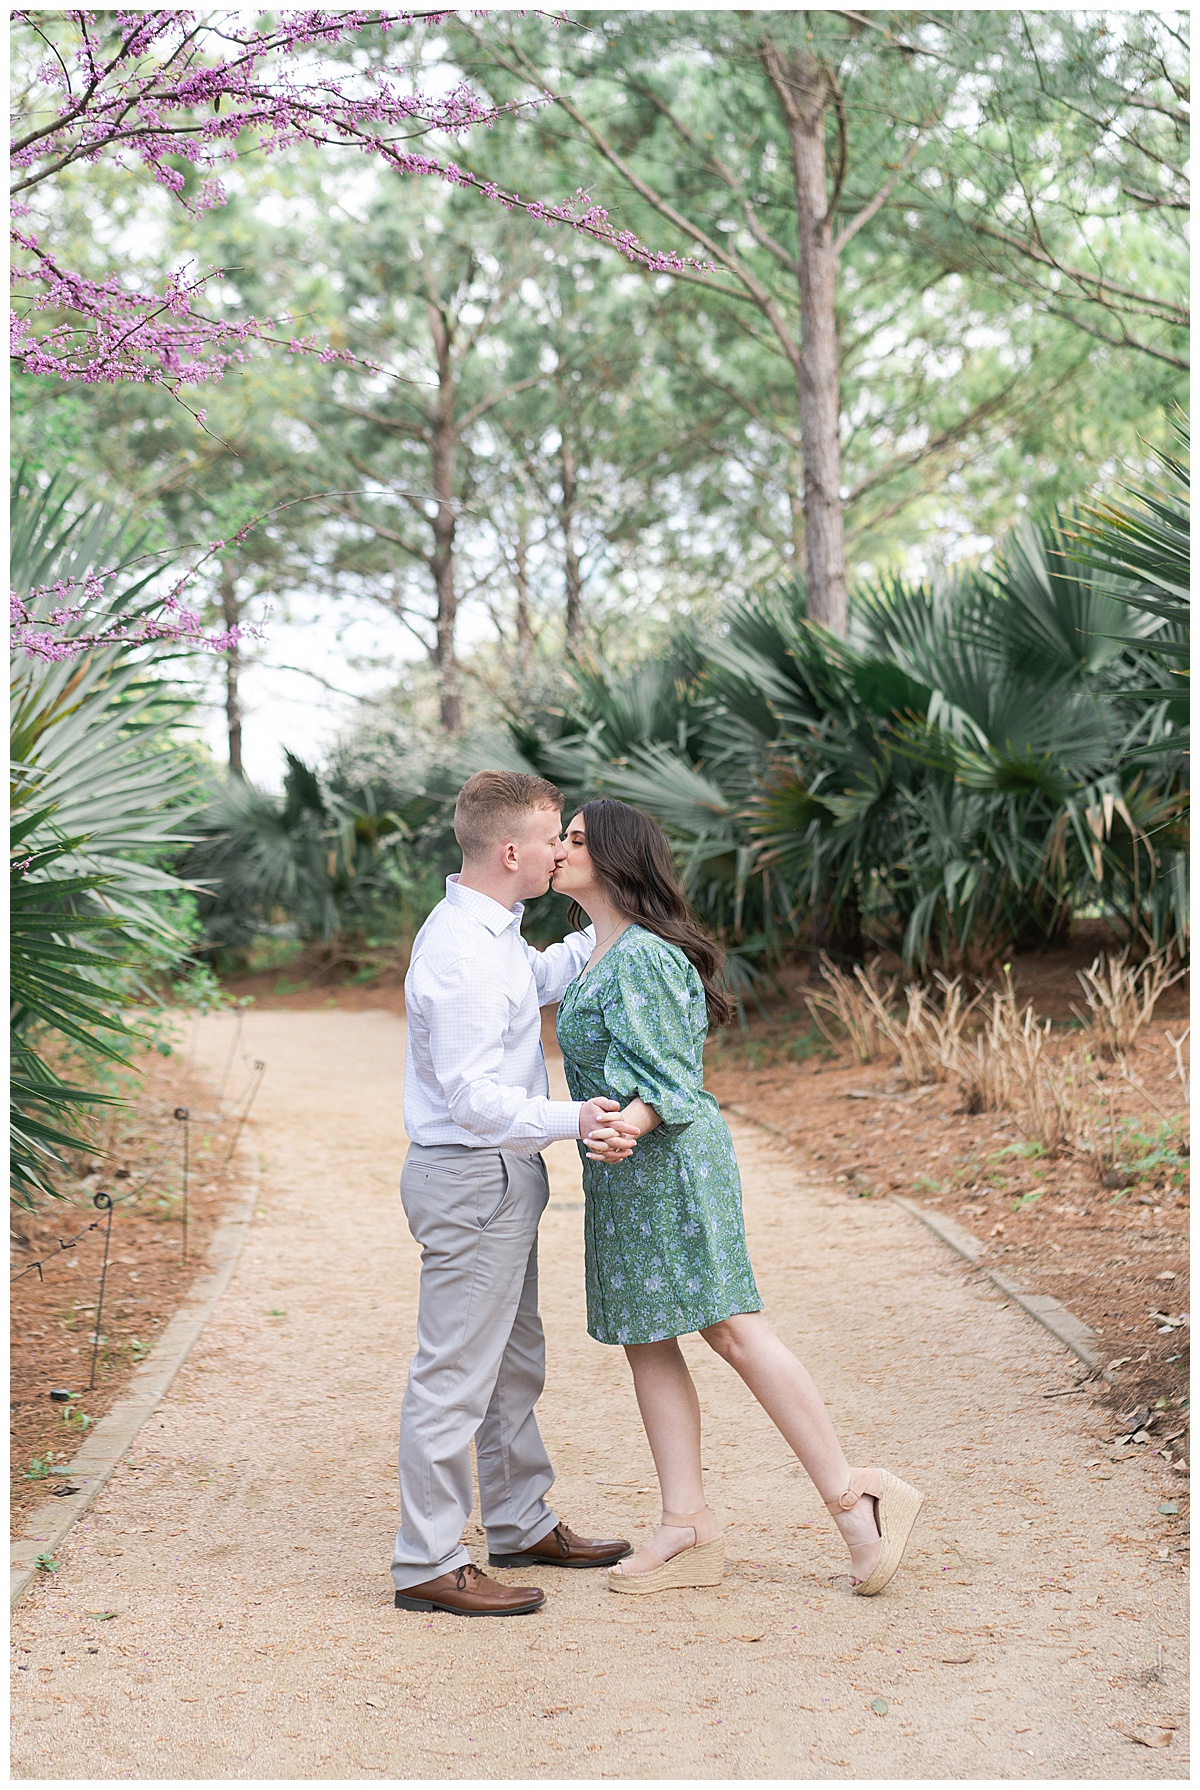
[390,1142,560,1591]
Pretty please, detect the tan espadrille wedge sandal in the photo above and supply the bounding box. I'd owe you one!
[826,1467,924,1596]
[606,1508,724,1595]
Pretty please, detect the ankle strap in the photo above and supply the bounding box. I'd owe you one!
[660,1507,710,1525]
[825,1468,883,1513]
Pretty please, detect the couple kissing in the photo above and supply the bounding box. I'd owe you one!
[390,770,923,1616]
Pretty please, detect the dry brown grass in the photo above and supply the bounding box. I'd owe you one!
[1073,947,1186,1056]
[952,973,1024,1115]
[806,952,1181,1162]
[1165,1025,1190,1102]
[947,971,1093,1156]
[804,956,897,1062]
[880,973,982,1086]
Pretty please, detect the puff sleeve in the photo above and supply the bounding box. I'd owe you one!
[601,938,706,1130]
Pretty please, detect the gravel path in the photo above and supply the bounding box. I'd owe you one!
[11,1008,1188,1780]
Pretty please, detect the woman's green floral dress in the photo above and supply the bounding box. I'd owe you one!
[556,924,762,1345]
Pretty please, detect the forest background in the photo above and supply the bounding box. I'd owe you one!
[10,6,1189,1201]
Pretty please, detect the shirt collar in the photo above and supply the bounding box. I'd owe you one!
[445,873,523,935]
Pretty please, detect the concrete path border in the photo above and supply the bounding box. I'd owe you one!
[891,1195,1110,1382]
[10,1147,260,1610]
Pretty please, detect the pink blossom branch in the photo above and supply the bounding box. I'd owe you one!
[10,573,255,662]
[9,483,456,661]
[11,9,711,388]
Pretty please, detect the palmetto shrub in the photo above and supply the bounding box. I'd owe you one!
[10,474,201,1203]
[181,749,449,962]
[505,428,1188,978]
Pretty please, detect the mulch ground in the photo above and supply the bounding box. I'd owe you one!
[10,1046,251,1521]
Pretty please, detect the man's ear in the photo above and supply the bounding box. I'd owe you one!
[500,839,520,872]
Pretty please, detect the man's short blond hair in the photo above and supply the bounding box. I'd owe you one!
[453,769,564,859]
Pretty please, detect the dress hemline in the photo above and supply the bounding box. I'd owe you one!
[587,1297,764,1348]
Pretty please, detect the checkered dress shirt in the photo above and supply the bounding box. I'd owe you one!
[403,876,594,1151]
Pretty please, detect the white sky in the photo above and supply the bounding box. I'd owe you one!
[193,580,502,790]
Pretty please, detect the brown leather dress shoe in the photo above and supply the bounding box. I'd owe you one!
[489,1521,632,1570]
[394,1563,545,1616]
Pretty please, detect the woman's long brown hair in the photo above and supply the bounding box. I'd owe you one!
[568,798,735,1028]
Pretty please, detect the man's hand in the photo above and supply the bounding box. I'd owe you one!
[584,1097,660,1164]
[578,1096,621,1139]
[578,1097,639,1164]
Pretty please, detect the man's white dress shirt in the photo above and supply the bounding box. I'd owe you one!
[404,876,595,1152]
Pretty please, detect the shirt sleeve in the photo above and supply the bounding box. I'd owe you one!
[522,926,596,1005]
[417,954,583,1150]
[601,941,706,1131]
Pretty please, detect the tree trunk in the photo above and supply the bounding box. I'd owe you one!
[560,431,582,647]
[762,45,847,637]
[514,509,533,651]
[219,560,243,778]
[427,300,461,732]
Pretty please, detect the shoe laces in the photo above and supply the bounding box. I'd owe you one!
[453,1564,483,1590]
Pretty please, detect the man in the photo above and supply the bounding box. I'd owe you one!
[391,770,636,1616]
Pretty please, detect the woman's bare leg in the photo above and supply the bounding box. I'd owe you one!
[700,1311,881,1576]
[614,1338,720,1574]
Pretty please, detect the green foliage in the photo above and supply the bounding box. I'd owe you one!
[1112,1117,1188,1188]
[183,751,447,958]
[503,438,1189,971]
[470,10,1186,573]
[10,476,204,1205]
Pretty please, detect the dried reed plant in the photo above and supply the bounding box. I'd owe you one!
[1011,1027,1091,1157]
[947,969,1096,1153]
[951,971,1024,1113]
[870,975,980,1086]
[1073,948,1186,1057]
[1165,1026,1190,1103]
[808,959,983,1083]
[804,956,897,1062]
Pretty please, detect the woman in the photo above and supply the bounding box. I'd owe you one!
[552,798,923,1597]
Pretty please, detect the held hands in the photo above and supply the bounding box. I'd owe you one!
[579,1096,661,1164]
[578,1096,640,1164]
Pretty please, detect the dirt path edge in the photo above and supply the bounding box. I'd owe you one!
[9,1146,260,1610]
[892,1194,1110,1380]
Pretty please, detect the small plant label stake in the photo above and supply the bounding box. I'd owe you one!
[174,1106,190,1261]
[87,1191,114,1392]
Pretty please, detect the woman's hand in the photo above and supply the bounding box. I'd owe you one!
[584,1098,661,1163]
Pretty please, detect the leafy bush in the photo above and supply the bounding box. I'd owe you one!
[182,750,448,962]
[504,432,1189,973]
[10,473,203,1204]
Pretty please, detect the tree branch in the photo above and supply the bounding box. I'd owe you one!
[833,123,929,254]
[965,215,1188,323]
[456,372,548,434]
[1041,305,1189,372]
[471,29,805,376]
[626,78,800,275]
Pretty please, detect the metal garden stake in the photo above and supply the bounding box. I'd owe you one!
[224,1061,266,1167]
[174,1106,190,1261]
[87,1192,114,1392]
